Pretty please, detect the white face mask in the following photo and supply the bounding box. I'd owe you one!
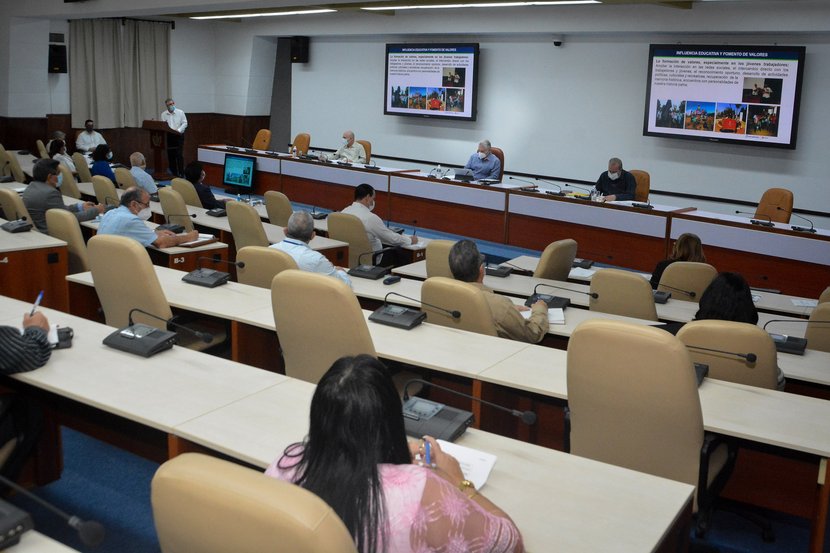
[56,173,63,188]
[368,199,375,212]
[138,207,152,220]
[107,152,113,160]
[342,138,349,146]
[478,151,487,160]
[607,171,620,181]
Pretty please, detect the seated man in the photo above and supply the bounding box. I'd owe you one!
[184,161,228,210]
[341,183,417,258]
[325,130,366,163]
[594,157,636,202]
[448,240,549,343]
[98,187,197,248]
[75,119,107,153]
[129,152,158,195]
[45,130,66,154]
[464,139,501,181]
[0,311,52,373]
[22,159,103,233]
[271,211,351,287]
[49,139,76,172]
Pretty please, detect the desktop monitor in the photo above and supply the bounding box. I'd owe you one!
[222,153,256,190]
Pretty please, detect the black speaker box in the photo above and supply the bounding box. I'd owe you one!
[290,36,309,64]
[48,44,67,73]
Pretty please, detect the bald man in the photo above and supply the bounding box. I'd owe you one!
[327,130,366,163]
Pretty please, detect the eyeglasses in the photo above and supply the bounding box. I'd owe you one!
[134,199,150,209]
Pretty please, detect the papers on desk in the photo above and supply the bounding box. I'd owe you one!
[792,299,818,308]
[752,294,761,303]
[179,233,217,248]
[568,267,596,279]
[521,308,565,325]
[437,440,496,490]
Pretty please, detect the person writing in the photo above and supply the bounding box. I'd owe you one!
[266,354,524,553]
[464,139,501,181]
[594,157,636,202]
[161,98,188,177]
[0,312,52,373]
[97,187,198,248]
[649,233,706,289]
[324,130,366,163]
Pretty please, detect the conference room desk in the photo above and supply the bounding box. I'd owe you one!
[9,531,79,552]
[170,378,694,553]
[0,218,69,311]
[9,152,37,178]
[198,145,282,193]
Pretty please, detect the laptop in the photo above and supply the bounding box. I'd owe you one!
[453,169,474,182]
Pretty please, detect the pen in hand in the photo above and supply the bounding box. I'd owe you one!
[30,290,44,316]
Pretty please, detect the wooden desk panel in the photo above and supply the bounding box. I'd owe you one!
[0,246,68,311]
[148,245,228,273]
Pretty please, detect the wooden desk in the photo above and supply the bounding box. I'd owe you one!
[0,219,69,311]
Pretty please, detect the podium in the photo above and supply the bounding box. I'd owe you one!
[142,120,181,179]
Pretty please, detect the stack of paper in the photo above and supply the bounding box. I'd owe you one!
[436,440,497,490]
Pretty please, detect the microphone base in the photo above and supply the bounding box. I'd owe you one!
[485,264,513,278]
[103,325,177,357]
[750,219,775,227]
[403,398,474,442]
[205,208,227,217]
[0,499,33,549]
[544,190,565,196]
[572,258,594,269]
[369,305,426,330]
[770,333,807,355]
[526,293,570,309]
[348,264,390,280]
[363,165,381,171]
[653,290,672,304]
[791,226,817,233]
[632,202,654,209]
[1,220,32,233]
[182,269,231,288]
[311,212,328,220]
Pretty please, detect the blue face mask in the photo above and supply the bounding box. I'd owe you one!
[56,173,63,188]
[167,105,175,113]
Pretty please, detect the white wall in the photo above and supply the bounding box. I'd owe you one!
[7,18,51,118]
[170,19,217,112]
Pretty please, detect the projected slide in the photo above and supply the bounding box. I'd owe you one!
[384,43,479,121]
[643,45,805,149]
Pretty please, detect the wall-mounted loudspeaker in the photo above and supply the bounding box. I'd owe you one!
[290,36,309,64]
[48,45,68,74]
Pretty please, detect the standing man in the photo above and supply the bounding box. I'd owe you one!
[161,98,187,177]
[75,120,107,153]
[22,159,103,233]
[326,130,366,163]
[594,157,636,202]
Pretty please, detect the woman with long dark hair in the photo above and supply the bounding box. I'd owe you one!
[695,271,758,324]
[650,232,707,289]
[266,355,523,553]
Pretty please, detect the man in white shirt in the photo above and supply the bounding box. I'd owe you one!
[75,120,107,153]
[326,130,366,163]
[161,98,188,177]
[341,184,417,263]
[271,211,351,287]
[128,152,158,194]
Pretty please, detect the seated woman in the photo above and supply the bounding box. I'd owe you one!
[266,355,524,553]
[184,161,228,210]
[650,232,706,289]
[90,144,117,184]
[49,139,76,173]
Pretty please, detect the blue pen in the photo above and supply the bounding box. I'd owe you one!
[30,290,44,316]
[424,441,431,466]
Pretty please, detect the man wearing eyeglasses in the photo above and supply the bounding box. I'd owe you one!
[98,187,197,248]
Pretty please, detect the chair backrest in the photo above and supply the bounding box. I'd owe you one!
[271,270,376,383]
[6,151,25,183]
[425,240,456,278]
[253,129,272,150]
[227,200,269,252]
[356,140,371,163]
[490,147,505,182]
[534,239,577,281]
[91,175,119,207]
[327,212,371,269]
[237,246,298,288]
[755,187,794,223]
[677,320,779,389]
[567,319,704,492]
[152,453,357,553]
[658,261,717,303]
[806,302,830,353]
[421,277,498,336]
[264,190,293,227]
[87,234,172,329]
[45,209,89,274]
[114,167,137,190]
[72,152,92,183]
[0,144,9,177]
[820,286,830,304]
[292,133,311,155]
[36,140,49,159]
[158,188,194,233]
[57,165,81,199]
[589,268,658,321]
[0,189,31,222]
[171,178,203,208]
[630,169,650,203]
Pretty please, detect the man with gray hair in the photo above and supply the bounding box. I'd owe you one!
[45,130,66,153]
[271,211,351,286]
[448,240,548,343]
[594,157,636,202]
[326,130,366,164]
[129,152,158,195]
[463,139,501,181]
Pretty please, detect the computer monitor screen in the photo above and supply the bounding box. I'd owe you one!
[222,153,256,189]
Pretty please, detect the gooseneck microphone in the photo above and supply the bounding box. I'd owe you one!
[535,177,565,195]
[684,344,757,363]
[164,213,197,224]
[402,379,537,425]
[533,282,598,299]
[763,318,830,330]
[0,473,105,547]
[128,308,213,343]
[658,283,696,298]
[384,292,461,319]
[507,176,538,189]
[563,183,594,195]
[196,257,244,270]
[776,206,817,233]
[735,210,775,227]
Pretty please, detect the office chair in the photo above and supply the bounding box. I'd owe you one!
[677,320,779,389]
[567,319,735,536]
[425,240,456,278]
[45,209,89,274]
[171,178,203,208]
[6,151,26,183]
[87,234,226,352]
[236,246,298,288]
[152,453,357,553]
[754,187,793,223]
[227,200,269,252]
[91,176,119,207]
[490,147,505,182]
[114,167,137,190]
[72,152,93,183]
[589,268,658,321]
[327,212,374,269]
[158,188,195,233]
[356,140,371,164]
[35,140,49,159]
[421,277,498,336]
[534,239,577,281]
[252,129,272,151]
[57,165,81,199]
[630,169,650,203]
[658,261,717,303]
[0,144,10,178]
[0,189,32,223]
[818,286,829,304]
[271,270,376,384]
[806,302,830,353]
[264,190,293,227]
[292,133,311,155]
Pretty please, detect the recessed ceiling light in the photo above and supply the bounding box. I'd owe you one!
[362,0,598,9]
[191,8,336,20]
